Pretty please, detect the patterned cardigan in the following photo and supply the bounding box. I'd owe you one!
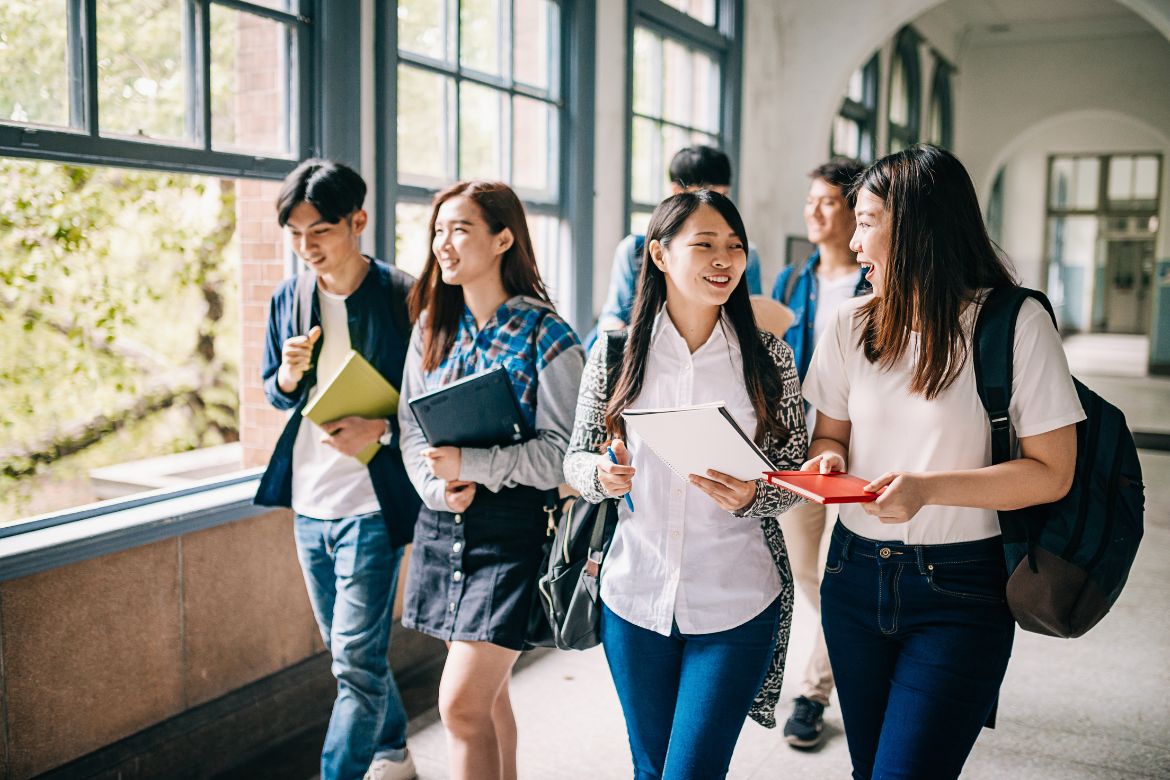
[563,327,808,728]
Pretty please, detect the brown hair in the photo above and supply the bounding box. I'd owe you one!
[407,181,551,371]
[604,190,788,447]
[849,144,1016,398]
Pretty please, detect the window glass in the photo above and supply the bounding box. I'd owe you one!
[832,116,861,159]
[1108,155,1161,209]
[0,159,249,522]
[96,0,188,142]
[512,95,555,197]
[662,0,716,25]
[459,81,506,180]
[632,27,662,118]
[395,200,433,279]
[513,0,556,93]
[211,6,292,155]
[631,115,660,205]
[0,0,71,127]
[1050,157,1099,211]
[398,0,452,62]
[397,65,454,183]
[1133,156,1159,201]
[846,66,865,103]
[889,54,908,127]
[461,0,504,76]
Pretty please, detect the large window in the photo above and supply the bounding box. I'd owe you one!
[831,53,878,163]
[0,1,310,527]
[626,0,741,233]
[1045,153,1162,334]
[390,0,571,309]
[886,27,920,154]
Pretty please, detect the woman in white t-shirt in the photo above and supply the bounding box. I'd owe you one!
[801,145,1084,780]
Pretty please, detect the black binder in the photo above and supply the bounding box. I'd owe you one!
[408,366,531,448]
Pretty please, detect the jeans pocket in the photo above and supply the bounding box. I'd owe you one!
[824,540,847,575]
[925,558,1007,603]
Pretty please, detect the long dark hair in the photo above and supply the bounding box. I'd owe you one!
[605,190,787,446]
[407,181,552,372]
[849,144,1016,399]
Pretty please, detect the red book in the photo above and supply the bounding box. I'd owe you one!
[766,471,880,504]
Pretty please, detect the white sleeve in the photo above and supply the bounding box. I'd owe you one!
[802,305,853,421]
[1010,299,1086,438]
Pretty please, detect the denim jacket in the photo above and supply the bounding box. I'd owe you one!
[770,251,870,380]
[254,258,422,548]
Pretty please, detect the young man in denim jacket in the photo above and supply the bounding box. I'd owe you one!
[770,158,869,750]
[255,159,420,780]
[587,146,763,349]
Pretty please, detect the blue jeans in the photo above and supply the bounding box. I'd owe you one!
[294,512,409,780]
[600,597,781,780]
[820,522,1016,780]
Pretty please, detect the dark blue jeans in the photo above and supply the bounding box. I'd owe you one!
[600,597,782,780]
[294,512,408,780]
[821,522,1015,780]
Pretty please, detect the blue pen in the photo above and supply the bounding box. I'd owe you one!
[606,445,635,512]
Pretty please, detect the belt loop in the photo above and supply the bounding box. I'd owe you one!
[841,529,853,561]
[914,545,925,574]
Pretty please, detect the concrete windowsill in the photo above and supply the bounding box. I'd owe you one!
[0,474,270,583]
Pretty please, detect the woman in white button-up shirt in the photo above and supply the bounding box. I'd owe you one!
[565,190,807,779]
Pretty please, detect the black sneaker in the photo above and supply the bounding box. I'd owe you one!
[783,696,826,749]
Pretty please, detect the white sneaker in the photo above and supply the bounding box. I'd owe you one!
[364,750,417,780]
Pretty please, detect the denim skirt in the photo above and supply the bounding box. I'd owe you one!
[402,484,549,651]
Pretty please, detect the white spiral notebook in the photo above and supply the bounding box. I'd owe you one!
[621,401,775,482]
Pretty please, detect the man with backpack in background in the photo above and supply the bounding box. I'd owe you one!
[255,159,420,780]
[770,157,869,749]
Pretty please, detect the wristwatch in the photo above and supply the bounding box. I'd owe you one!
[378,418,394,446]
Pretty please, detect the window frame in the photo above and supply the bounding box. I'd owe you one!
[831,52,878,162]
[623,0,743,230]
[376,0,594,329]
[886,26,920,154]
[926,54,954,150]
[0,0,321,538]
[0,0,315,180]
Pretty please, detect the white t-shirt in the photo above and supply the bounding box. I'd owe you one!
[291,286,381,520]
[600,309,781,636]
[803,293,1085,545]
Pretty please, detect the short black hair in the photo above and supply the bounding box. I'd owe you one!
[808,157,865,192]
[668,145,732,188]
[276,158,367,226]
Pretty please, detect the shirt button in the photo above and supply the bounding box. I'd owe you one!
[670,530,680,539]
[673,489,683,498]
[454,514,463,524]
[452,570,463,582]
[452,541,463,553]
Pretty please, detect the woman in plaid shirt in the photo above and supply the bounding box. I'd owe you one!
[397,181,584,780]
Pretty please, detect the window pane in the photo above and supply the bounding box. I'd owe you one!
[927,99,942,145]
[395,200,433,279]
[889,55,908,127]
[211,7,291,155]
[398,0,451,62]
[527,214,562,304]
[846,66,865,104]
[512,95,555,196]
[514,0,555,93]
[0,160,249,522]
[96,0,188,141]
[631,116,661,205]
[663,41,719,133]
[238,0,291,9]
[833,116,860,158]
[398,65,453,183]
[632,27,661,118]
[662,0,716,25]
[461,0,504,76]
[1133,156,1159,201]
[0,0,70,127]
[1073,157,1099,210]
[460,81,505,180]
[1108,156,1134,203]
[629,210,652,236]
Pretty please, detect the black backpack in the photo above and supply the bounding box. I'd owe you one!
[973,286,1145,638]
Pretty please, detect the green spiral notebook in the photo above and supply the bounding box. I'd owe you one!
[301,350,400,465]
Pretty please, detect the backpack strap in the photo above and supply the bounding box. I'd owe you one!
[973,285,1059,571]
[781,255,809,306]
[293,269,316,337]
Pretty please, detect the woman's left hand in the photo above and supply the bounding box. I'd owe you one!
[861,472,930,523]
[423,446,462,481]
[689,470,758,513]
